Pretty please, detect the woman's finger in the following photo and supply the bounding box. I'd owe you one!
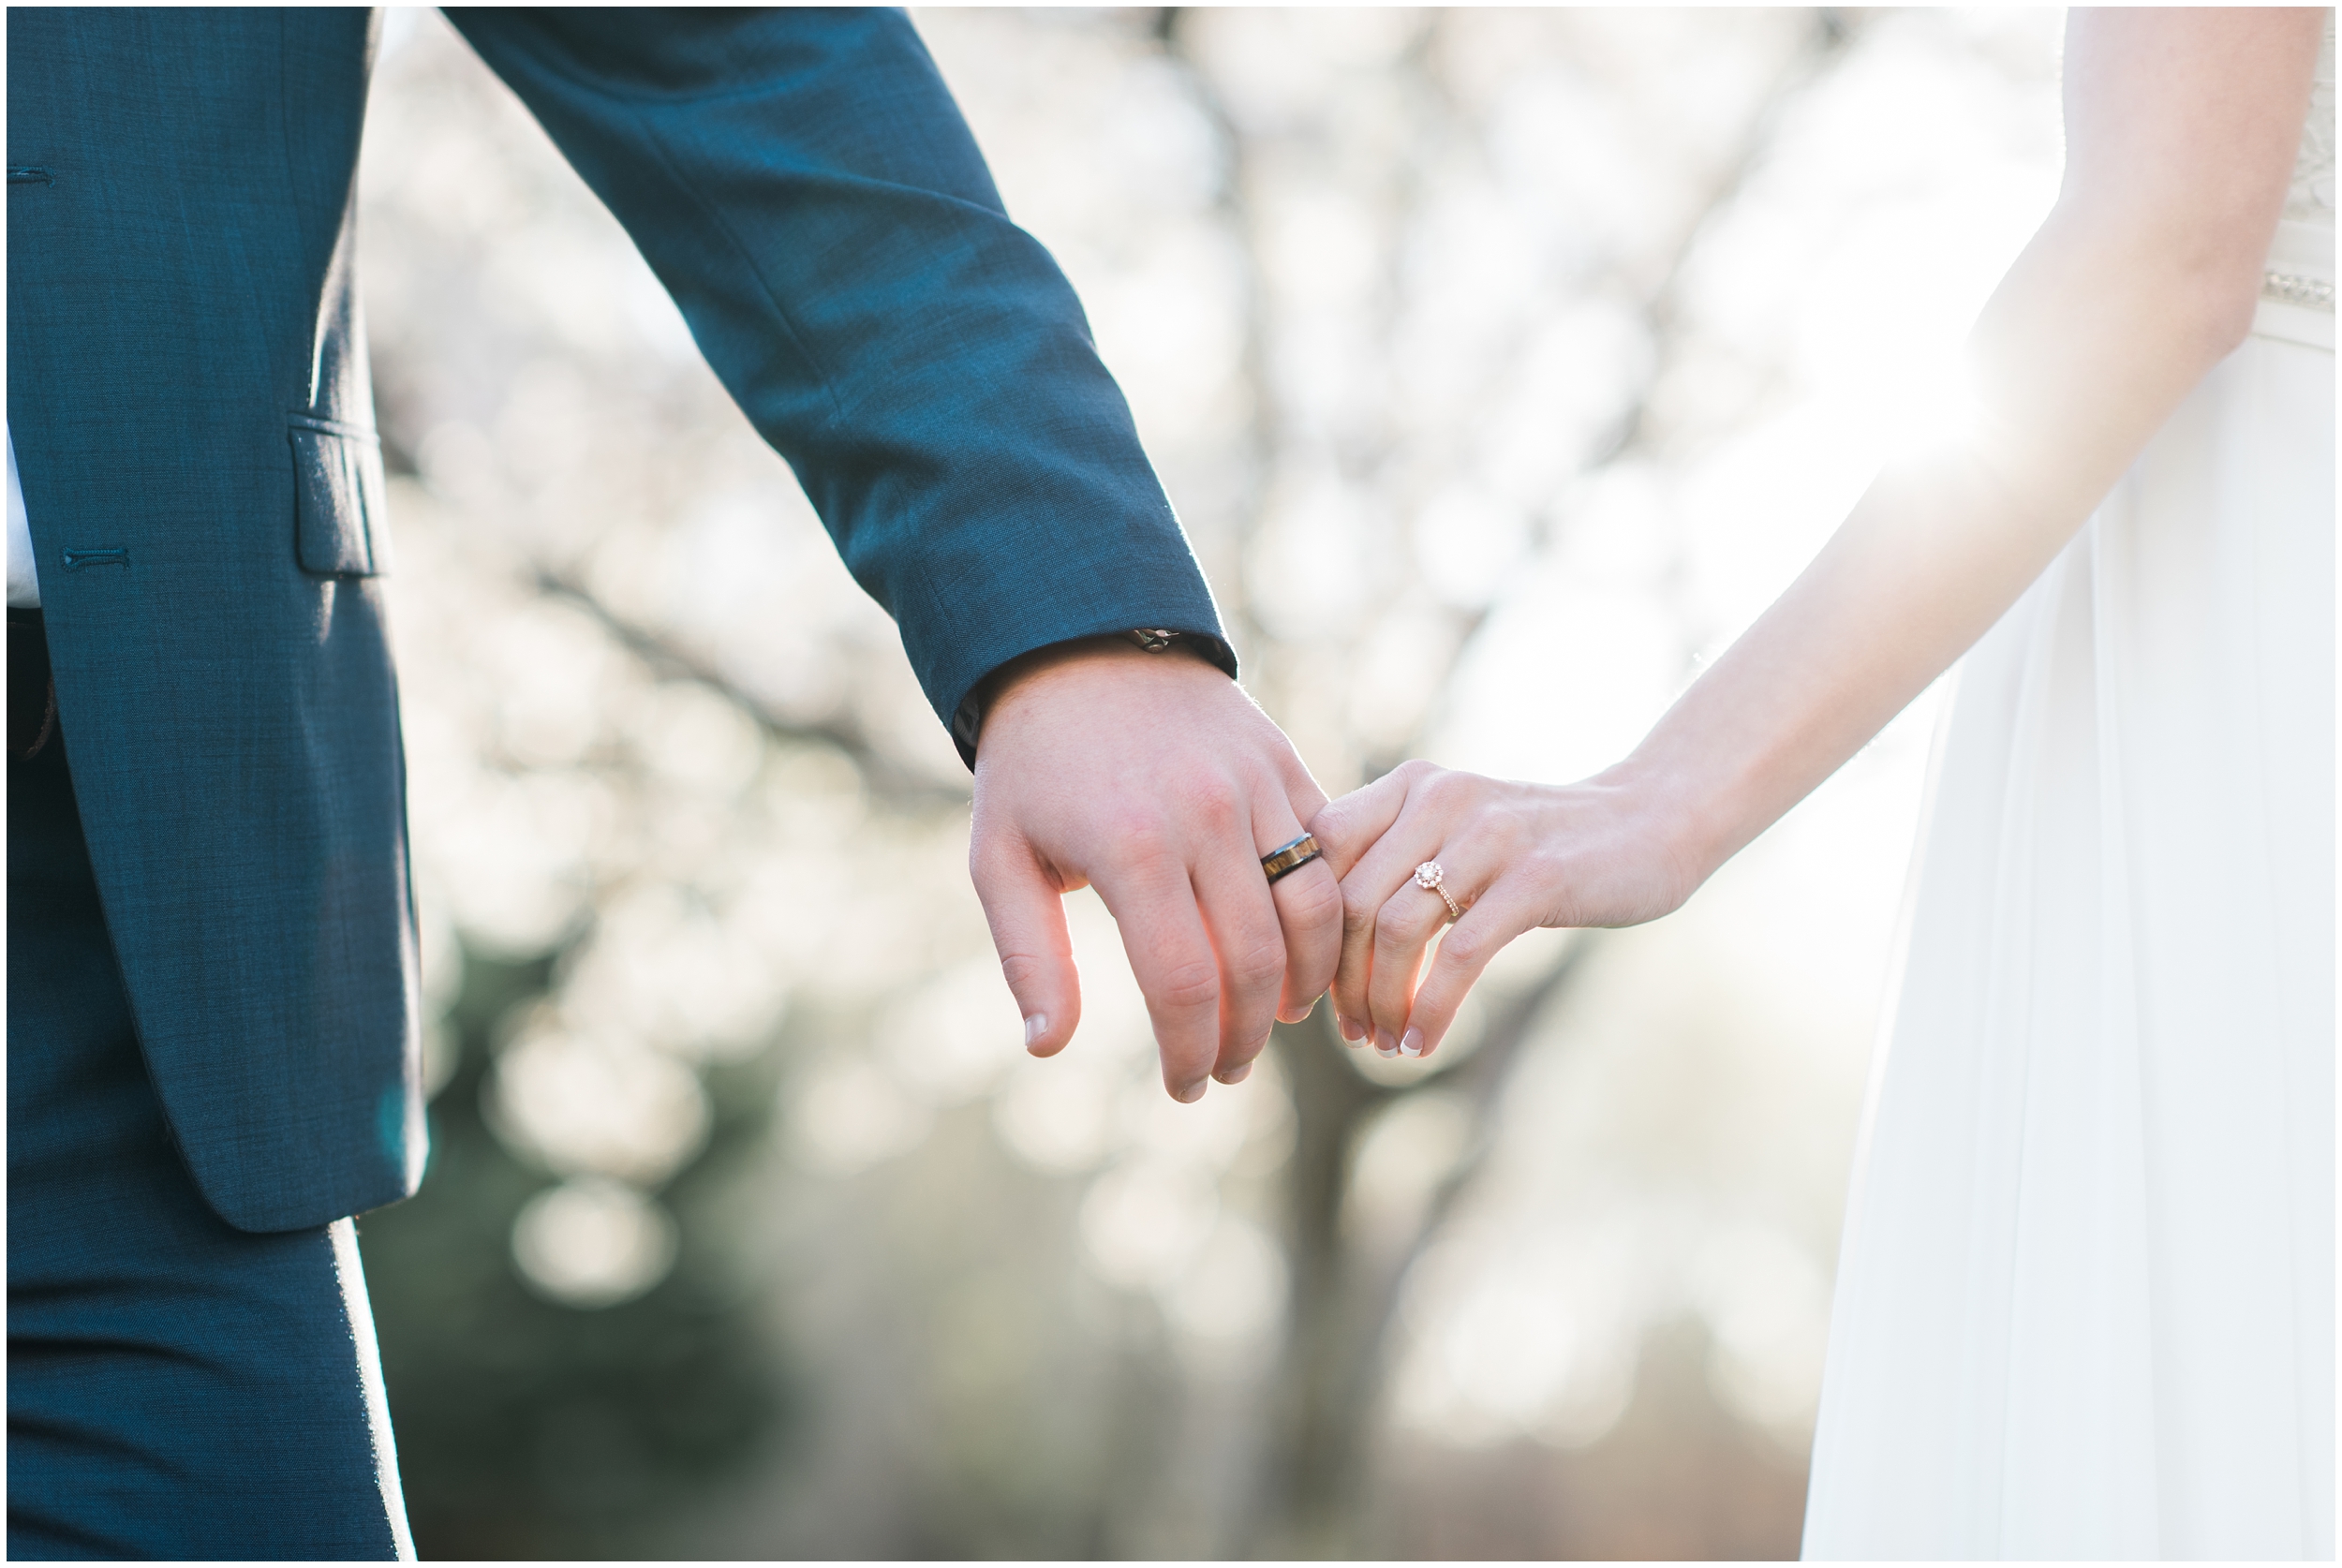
[1306,764,1414,880]
[1328,775,1452,1043]
[1363,844,1496,1050]
[1335,763,1508,1042]
[1401,885,1542,1058]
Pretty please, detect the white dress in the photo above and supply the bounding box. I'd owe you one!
[1803,21,2336,1561]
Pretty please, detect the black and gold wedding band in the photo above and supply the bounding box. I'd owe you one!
[1260,834,1323,883]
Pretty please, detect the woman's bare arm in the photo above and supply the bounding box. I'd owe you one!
[1312,8,2325,1058]
[1637,8,2321,883]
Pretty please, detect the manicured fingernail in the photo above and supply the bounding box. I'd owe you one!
[1400,1028,1423,1058]
[1176,1080,1208,1103]
[1217,1061,1253,1086]
[1023,1013,1047,1050]
[1374,1030,1398,1058]
[1337,1014,1364,1043]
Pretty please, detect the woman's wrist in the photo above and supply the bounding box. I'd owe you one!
[1584,749,1736,911]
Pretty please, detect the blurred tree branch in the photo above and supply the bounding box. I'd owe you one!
[531,566,972,811]
[1255,933,1595,1555]
[1149,7,1870,1556]
[1594,8,1859,471]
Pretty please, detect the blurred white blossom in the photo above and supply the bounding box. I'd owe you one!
[511,1176,681,1309]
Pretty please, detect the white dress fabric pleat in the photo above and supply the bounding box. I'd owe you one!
[1802,24,2335,1561]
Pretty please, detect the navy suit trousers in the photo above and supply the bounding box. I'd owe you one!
[7,675,411,1560]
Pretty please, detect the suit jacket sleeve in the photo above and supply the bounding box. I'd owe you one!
[443,7,1235,762]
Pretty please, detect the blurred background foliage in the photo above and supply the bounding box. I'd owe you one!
[351,7,2063,1558]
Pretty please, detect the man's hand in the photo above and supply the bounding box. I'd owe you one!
[970,639,1342,1101]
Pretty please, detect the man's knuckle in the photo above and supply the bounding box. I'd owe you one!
[1234,937,1286,989]
[1281,872,1344,932]
[1153,960,1220,1013]
[1104,819,1181,879]
[1108,804,1170,847]
[1172,771,1243,828]
[999,954,1050,992]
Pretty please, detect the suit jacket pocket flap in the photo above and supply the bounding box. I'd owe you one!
[290,420,390,576]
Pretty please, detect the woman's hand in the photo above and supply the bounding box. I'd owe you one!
[1297,12,2322,1072]
[1308,760,1701,1060]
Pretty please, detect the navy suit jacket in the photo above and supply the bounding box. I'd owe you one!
[7,7,1231,1232]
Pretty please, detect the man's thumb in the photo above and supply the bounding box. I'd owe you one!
[971,836,1081,1058]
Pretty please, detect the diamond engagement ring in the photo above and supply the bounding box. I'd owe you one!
[1414,861,1462,921]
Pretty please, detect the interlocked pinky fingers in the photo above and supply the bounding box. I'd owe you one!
[1400,894,1535,1059]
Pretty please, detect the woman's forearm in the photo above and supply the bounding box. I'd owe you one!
[1310,10,2325,1061]
[1611,10,2322,893]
